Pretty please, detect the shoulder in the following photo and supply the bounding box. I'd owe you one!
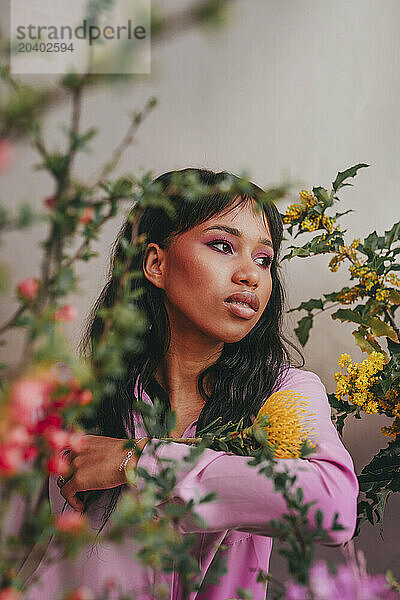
[274,366,331,418]
[278,366,325,388]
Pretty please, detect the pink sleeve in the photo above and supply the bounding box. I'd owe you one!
[135,369,358,545]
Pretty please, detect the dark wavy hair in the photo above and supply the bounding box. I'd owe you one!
[77,167,304,534]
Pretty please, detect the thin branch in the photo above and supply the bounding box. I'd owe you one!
[91,98,157,187]
[0,305,24,336]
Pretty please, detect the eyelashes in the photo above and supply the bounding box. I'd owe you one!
[206,239,273,269]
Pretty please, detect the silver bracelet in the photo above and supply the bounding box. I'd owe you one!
[118,438,146,472]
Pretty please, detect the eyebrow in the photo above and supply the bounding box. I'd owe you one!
[203,225,274,250]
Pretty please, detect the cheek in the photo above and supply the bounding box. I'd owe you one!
[164,250,219,303]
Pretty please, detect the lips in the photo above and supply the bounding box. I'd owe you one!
[224,291,260,312]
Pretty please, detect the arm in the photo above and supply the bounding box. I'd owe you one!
[135,369,358,545]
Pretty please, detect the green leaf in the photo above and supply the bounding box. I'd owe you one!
[331,308,363,325]
[314,509,323,529]
[294,314,313,346]
[388,337,400,358]
[375,488,391,533]
[287,298,324,313]
[332,163,369,193]
[352,330,377,354]
[323,291,340,302]
[365,316,399,342]
[312,186,332,207]
[384,221,400,247]
[53,267,77,296]
[363,231,381,252]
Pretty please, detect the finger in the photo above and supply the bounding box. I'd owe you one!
[59,480,84,512]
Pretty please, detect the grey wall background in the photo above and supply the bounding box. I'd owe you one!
[1,0,399,582]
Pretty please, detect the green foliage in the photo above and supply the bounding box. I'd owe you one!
[332,163,369,193]
[282,164,400,535]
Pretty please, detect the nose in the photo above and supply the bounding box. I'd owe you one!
[231,254,259,288]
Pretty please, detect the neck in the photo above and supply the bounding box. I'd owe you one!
[154,331,223,419]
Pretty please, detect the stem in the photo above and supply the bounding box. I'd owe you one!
[0,305,25,336]
[91,99,156,188]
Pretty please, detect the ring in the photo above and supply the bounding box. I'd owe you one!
[57,475,66,488]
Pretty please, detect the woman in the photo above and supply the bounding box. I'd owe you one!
[25,169,358,600]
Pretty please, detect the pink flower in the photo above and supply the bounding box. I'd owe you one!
[0,445,24,476]
[79,206,94,225]
[67,431,86,452]
[46,453,70,475]
[54,304,78,322]
[10,377,50,427]
[16,278,39,301]
[43,427,71,451]
[0,139,15,172]
[0,588,22,600]
[5,425,32,447]
[64,587,94,600]
[54,512,87,534]
[78,389,93,406]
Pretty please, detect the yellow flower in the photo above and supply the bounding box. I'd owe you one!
[335,352,388,422]
[254,390,316,458]
[299,189,318,208]
[375,288,390,303]
[338,353,351,368]
[337,286,364,304]
[301,217,321,232]
[386,273,400,287]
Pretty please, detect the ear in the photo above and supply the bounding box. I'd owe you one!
[143,243,166,289]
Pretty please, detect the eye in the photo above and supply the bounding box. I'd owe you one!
[207,240,233,253]
[255,255,273,269]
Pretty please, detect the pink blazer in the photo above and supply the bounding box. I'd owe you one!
[25,367,358,600]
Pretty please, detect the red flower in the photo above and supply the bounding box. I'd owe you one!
[44,196,56,210]
[54,305,78,322]
[63,586,93,600]
[16,278,39,301]
[35,414,63,435]
[79,206,94,225]
[23,445,39,461]
[0,588,22,600]
[78,389,93,406]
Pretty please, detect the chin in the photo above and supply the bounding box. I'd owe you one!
[212,324,255,344]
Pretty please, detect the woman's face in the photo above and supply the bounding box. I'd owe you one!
[144,199,275,344]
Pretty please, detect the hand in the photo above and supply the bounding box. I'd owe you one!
[58,435,149,512]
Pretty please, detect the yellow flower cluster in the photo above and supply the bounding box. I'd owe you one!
[283,189,342,240]
[336,285,365,305]
[334,352,387,415]
[380,386,400,439]
[255,390,316,458]
[349,264,381,291]
[375,289,390,302]
[329,239,361,272]
[301,217,321,232]
[283,189,317,224]
[321,215,337,234]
